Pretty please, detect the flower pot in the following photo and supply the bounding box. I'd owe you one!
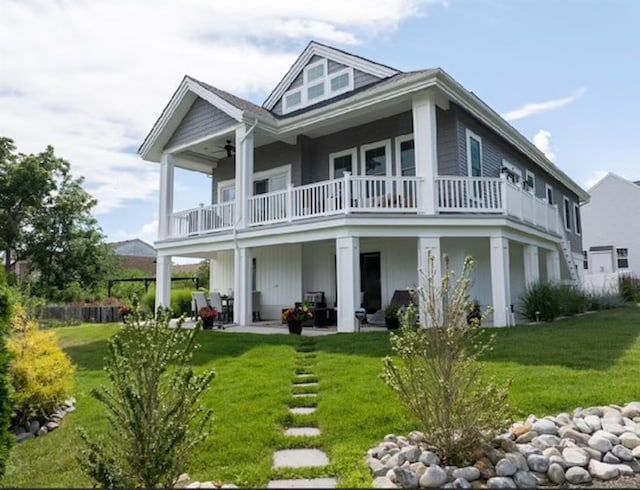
[202,317,214,330]
[385,316,400,330]
[287,320,303,335]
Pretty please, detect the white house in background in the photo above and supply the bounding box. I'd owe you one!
[138,41,588,331]
[581,173,640,290]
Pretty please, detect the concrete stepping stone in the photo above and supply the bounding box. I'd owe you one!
[284,427,321,437]
[293,380,318,386]
[293,393,317,398]
[267,477,337,488]
[289,407,316,415]
[273,448,329,468]
[295,373,315,378]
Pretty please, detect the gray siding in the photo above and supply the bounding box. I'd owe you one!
[436,108,458,175]
[354,69,381,89]
[165,97,236,149]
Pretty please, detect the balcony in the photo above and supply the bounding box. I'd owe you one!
[167,175,560,239]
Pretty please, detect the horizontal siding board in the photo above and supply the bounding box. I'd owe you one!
[436,108,458,175]
[165,98,235,149]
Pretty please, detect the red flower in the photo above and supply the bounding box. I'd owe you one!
[199,307,218,319]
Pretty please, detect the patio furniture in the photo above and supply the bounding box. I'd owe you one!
[252,291,261,321]
[191,291,210,320]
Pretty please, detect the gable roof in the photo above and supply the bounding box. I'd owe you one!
[588,172,640,196]
[262,40,400,110]
[109,239,156,258]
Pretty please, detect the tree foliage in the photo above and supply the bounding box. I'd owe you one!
[382,254,511,465]
[79,306,215,488]
[0,267,14,479]
[0,136,114,300]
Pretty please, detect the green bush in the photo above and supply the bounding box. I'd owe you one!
[587,290,625,310]
[382,254,510,465]
[78,306,215,488]
[8,305,75,425]
[556,284,589,316]
[141,289,156,313]
[619,275,640,303]
[519,282,561,321]
[171,289,193,318]
[0,268,14,479]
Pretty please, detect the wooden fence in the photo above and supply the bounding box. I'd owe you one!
[39,305,121,324]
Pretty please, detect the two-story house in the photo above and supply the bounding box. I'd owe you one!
[138,41,588,331]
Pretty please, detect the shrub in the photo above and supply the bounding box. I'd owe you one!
[78,306,215,488]
[171,289,194,318]
[382,254,510,465]
[556,284,589,317]
[8,305,75,425]
[141,289,155,313]
[619,275,640,303]
[587,290,625,310]
[520,282,590,322]
[0,268,14,479]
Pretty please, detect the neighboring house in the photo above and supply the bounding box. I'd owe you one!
[109,239,157,275]
[581,173,640,290]
[138,41,588,330]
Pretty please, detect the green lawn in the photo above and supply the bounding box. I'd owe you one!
[2,306,640,488]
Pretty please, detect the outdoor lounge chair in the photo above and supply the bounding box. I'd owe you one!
[191,291,210,320]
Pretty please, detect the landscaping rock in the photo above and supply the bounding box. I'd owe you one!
[486,476,516,489]
[499,438,518,454]
[603,451,621,464]
[37,426,48,437]
[199,482,216,489]
[594,429,620,445]
[515,431,537,444]
[565,466,592,484]
[393,467,419,488]
[510,423,530,437]
[174,473,190,488]
[373,476,398,488]
[558,427,590,444]
[504,452,528,472]
[526,454,549,473]
[16,432,34,443]
[584,414,602,432]
[474,457,495,479]
[613,443,635,461]
[583,446,603,461]
[419,465,447,488]
[562,447,590,467]
[452,477,471,489]
[28,420,40,434]
[400,445,421,463]
[495,459,517,477]
[602,419,626,436]
[418,451,440,466]
[620,432,640,449]
[532,434,560,450]
[512,470,537,488]
[615,464,634,476]
[574,418,592,434]
[547,462,565,484]
[452,467,480,482]
[589,459,619,480]
[369,457,389,477]
[531,419,558,435]
[588,435,613,453]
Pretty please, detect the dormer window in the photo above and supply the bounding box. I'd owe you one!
[282,58,354,114]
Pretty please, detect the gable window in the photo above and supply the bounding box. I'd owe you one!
[395,134,415,176]
[617,248,629,269]
[546,184,554,204]
[525,170,535,194]
[563,196,571,231]
[281,58,354,114]
[583,250,589,270]
[466,129,482,177]
[329,148,357,179]
[573,204,581,235]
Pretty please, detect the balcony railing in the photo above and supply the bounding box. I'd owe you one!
[166,174,560,238]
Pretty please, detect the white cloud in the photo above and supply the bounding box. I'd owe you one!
[502,87,587,122]
[0,0,443,216]
[532,129,556,162]
[584,170,608,190]
[113,218,158,244]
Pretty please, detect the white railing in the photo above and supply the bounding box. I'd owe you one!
[169,202,235,237]
[290,179,345,220]
[248,189,288,225]
[348,176,422,212]
[436,176,503,212]
[502,180,559,233]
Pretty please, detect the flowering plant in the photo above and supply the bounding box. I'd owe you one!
[199,306,219,320]
[281,304,313,322]
[118,305,133,317]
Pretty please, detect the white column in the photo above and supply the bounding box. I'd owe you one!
[155,255,172,312]
[523,245,540,287]
[546,249,561,282]
[412,92,438,215]
[490,236,511,327]
[233,246,252,325]
[235,124,254,229]
[417,236,441,328]
[336,236,360,333]
[158,153,175,240]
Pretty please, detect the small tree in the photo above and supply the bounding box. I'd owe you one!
[382,254,510,465]
[79,306,215,488]
[0,268,14,479]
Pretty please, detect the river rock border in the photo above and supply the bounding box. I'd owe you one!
[173,473,239,489]
[368,402,640,488]
[11,398,76,442]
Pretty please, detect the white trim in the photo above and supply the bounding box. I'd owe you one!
[545,184,554,204]
[360,139,392,176]
[573,202,581,236]
[329,148,358,179]
[525,169,535,194]
[263,41,399,110]
[465,129,483,177]
[328,67,354,97]
[217,164,292,203]
[394,133,415,177]
[563,196,571,232]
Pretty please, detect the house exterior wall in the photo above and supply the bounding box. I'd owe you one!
[582,175,640,275]
[165,98,236,149]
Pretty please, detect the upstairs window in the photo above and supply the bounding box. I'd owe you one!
[563,196,571,231]
[329,148,357,179]
[583,250,589,270]
[525,170,535,194]
[617,248,629,269]
[574,203,582,235]
[501,160,522,185]
[466,129,482,177]
[396,135,415,176]
[282,59,354,114]
[546,184,554,204]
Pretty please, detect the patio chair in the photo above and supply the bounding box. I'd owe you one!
[209,291,225,329]
[191,291,210,320]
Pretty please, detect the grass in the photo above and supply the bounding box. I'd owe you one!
[2,306,640,487]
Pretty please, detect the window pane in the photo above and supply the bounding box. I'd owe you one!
[221,188,235,202]
[526,173,535,193]
[583,251,588,270]
[470,138,481,176]
[285,91,301,109]
[547,186,553,204]
[365,146,387,176]
[333,154,352,178]
[254,179,268,195]
[574,205,582,234]
[306,63,325,82]
[400,140,415,176]
[330,73,350,92]
[617,248,629,269]
[307,82,325,101]
[564,200,571,229]
[270,174,287,192]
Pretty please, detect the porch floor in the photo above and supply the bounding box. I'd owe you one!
[169,319,389,335]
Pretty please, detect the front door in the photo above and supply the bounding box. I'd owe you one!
[360,252,381,314]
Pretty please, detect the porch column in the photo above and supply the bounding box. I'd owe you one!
[490,235,511,327]
[233,246,253,325]
[155,255,172,312]
[336,236,360,333]
[546,249,561,282]
[158,153,175,240]
[412,92,438,215]
[235,124,254,229]
[417,237,441,328]
[523,245,540,287]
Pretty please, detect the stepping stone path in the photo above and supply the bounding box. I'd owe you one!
[268,339,338,489]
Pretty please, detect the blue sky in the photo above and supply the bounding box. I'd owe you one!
[1,0,638,257]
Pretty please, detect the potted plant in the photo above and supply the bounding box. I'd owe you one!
[384,304,401,330]
[466,300,482,326]
[118,305,132,323]
[198,306,219,330]
[281,304,313,335]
